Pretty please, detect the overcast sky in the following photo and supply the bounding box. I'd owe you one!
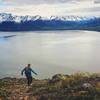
[0,0,100,17]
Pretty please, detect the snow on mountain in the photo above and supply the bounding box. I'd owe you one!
[0,13,96,23]
[0,13,99,32]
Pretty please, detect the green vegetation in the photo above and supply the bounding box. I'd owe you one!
[0,72,100,100]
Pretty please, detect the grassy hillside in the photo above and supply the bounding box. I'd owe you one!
[0,72,100,100]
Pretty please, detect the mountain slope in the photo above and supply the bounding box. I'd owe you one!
[0,13,100,32]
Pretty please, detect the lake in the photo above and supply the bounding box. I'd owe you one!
[0,30,100,79]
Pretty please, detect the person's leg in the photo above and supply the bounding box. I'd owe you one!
[28,76,32,86]
[26,76,30,86]
[30,76,32,85]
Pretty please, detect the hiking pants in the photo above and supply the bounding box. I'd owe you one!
[26,76,32,86]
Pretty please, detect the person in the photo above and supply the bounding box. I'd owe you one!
[21,64,37,86]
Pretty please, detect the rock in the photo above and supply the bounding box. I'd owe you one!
[23,96,29,100]
[96,82,100,88]
[82,83,93,89]
[32,96,37,100]
[50,74,67,83]
[19,96,24,100]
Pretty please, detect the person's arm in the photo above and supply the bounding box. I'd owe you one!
[31,68,38,75]
[21,68,25,76]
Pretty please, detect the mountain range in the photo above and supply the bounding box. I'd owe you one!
[0,13,100,32]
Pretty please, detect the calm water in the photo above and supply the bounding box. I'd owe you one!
[0,30,100,79]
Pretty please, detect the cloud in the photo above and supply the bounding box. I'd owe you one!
[2,0,94,5]
[94,0,100,3]
[0,0,100,17]
[2,0,71,5]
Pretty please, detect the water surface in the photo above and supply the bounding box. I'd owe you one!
[0,30,100,79]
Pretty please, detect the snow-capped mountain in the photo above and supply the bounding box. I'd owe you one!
[0,13,96,23]
[0,13,41,23]
[0,13,99,32]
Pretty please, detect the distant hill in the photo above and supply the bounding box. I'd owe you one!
[0,13,100,32]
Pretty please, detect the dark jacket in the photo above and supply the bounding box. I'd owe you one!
[21,67,37,77]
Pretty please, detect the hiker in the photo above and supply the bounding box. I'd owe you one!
[21,64,38,86]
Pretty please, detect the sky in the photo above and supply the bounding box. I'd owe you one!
[0,0,100,17]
